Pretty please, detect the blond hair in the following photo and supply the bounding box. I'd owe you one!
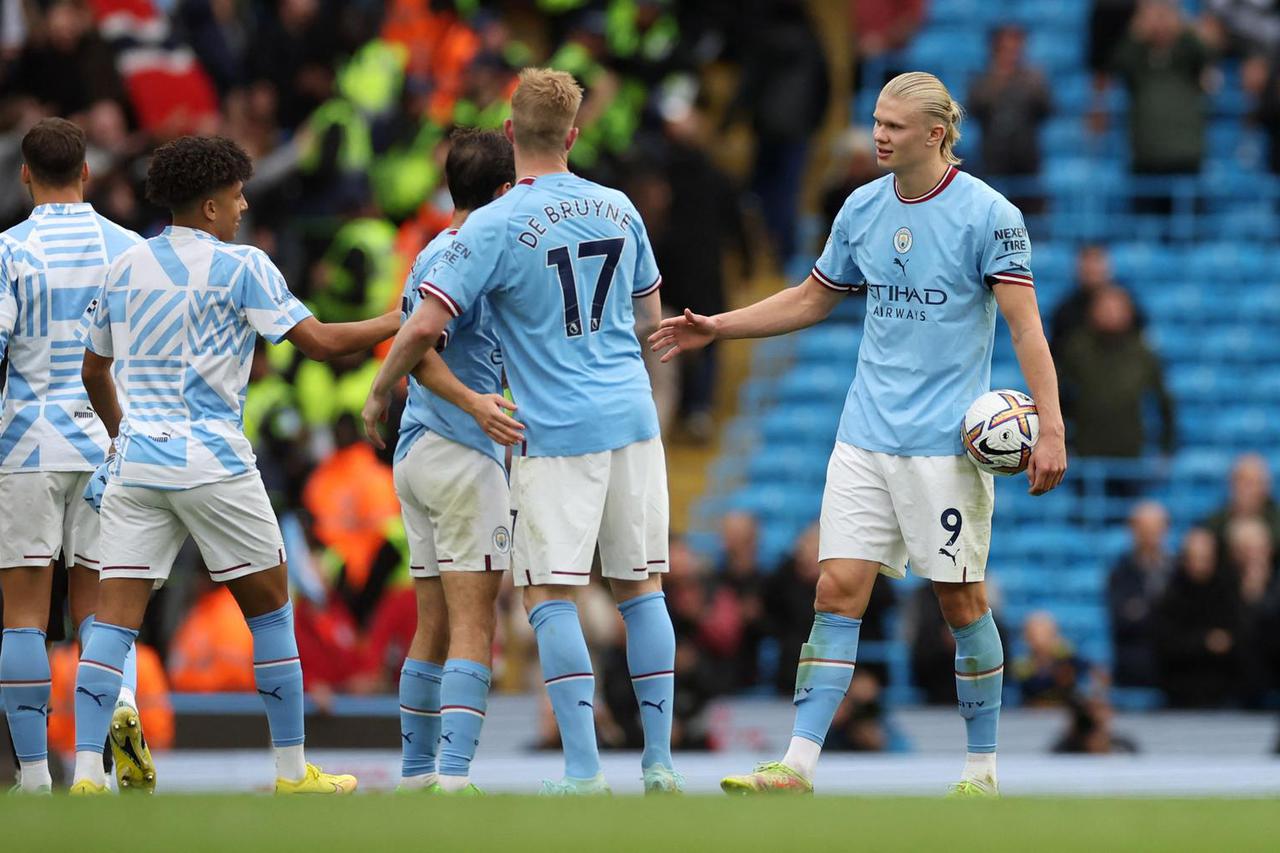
[880,72,965,165]
[511,68,584,155]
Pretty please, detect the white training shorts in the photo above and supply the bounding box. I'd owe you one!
[818,441,994,583]
[0,471,100,570]
[98,471,284,584]
[510,437,669,587]
[393,432,511,579]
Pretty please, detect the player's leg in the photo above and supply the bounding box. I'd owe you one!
[722,443,905,794]
[0,564,54,794]
[599,438,680,793]
[399,577,447,790]
[513,452,607,791]
[0,471,73,793]
[71,482,181,794]
[437,571,503,792]
[892,452,1000,796]
[181,473,354,794]
[935,580,1002,796]
[512,450,610,794]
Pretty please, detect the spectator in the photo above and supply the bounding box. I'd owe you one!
[1051,693,1139,754]
[730,0,829,264]
[167,583,256,693]
[1,0,125,119]
[906,583,958,705]
[1203,454,1280,556]
[766,523,823,694]
[1226,517,1280,705]
[1048,244,1147,352]
[1108,0,1213,186]
[1155,528,1244,708]
[821,670,888,752]
[1013,611,1089,706]
[969,25,1052,205]
[1203,0,1280,58]
[818,127,881,244]
[1089,1,1139,77]
[715,512,768,688]
[1058,287,1176,474]
[1108,501,1174,687]
[50,640,174,755]
[850,0,928,87]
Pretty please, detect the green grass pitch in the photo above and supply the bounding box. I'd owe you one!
[4,795,1278,852]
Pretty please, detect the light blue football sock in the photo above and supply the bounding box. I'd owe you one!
[246,602,304,747]
[74,622,136,753]
[792,612,861,746]
[80,615,137,701]
[438,659,491,779]
[529,600,600,780]
[618,592,675,770]
[952,610,1003,753]
[2,628,52,762]
[399,658,443,779]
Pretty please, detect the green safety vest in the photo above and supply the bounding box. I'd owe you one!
[606,0,678,61]
[311,218,399,324]
[243,374,298,447]
[371,120,446,221]
[299,99,372,175]
[295,358,383,427]
[337,40,408,114]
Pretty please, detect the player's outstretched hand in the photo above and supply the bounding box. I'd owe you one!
[648,308,717,363]
[1027,433,1067,496]
[363,389,391,450]
[466,393,525,446]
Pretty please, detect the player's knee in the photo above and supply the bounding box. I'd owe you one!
[933,581,988,628]
[814,569,868,618]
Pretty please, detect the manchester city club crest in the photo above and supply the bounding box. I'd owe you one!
[493,526,511,553]
[894,226,913,254]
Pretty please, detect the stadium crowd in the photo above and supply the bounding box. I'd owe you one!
[2,0,1279,768]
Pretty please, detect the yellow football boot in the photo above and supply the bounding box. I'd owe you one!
[275,763,358,795]
[109,703,157,794]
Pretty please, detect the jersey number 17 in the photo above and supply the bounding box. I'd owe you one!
[545,237,625,338]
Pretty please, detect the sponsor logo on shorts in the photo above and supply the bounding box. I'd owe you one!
[493,526,511,553]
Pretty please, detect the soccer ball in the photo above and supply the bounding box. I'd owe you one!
[962,390,1039,476]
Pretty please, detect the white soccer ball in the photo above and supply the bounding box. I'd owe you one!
[962,390,1039,476]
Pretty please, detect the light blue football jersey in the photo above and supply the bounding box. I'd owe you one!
[420,173,661,457]
[396,227,504,466]
[78,226,313,489]
[0,203,141,472]
[813,166,1034,456]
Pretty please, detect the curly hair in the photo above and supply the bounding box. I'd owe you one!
[145,136,254,211]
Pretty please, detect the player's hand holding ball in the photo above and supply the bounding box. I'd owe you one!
[963,390,1066,495]
[648,308,718,363]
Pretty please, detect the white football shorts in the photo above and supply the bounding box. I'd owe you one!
[818,441,994,583]
[0,471,100,570]
[393,432,511,579]
[510,437,669,587]
[98,471,284,585]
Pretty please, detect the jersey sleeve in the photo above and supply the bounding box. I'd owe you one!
[0,246,16,355]
[630,213,662,297]
[981,197,1034,288]
[238,249,313,343]
[418,215,505,319]
[812,202,863,292]
[77,266,115,358]
[406,253,455,352]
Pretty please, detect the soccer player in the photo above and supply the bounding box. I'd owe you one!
[651,72,1068,797]
[0,118,148,794]
[367,128,523,794]
[364,68,681,795]
[69,135,399,795]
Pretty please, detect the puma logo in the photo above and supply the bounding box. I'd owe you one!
[76,687,107,707]
[938,548,958,565]
[439,732,454,744]
[401,731,413,744]
[640,699,666,714]
[258,686,284,701]
[893,257,909,277]
[16,703,49,717]
[577,700,593,709]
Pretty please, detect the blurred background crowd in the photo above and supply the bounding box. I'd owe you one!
[1,0,1278,760]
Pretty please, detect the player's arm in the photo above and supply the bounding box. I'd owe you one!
[362,296,452,440]
[81,351,122,439]
[284,312,401,362]
[648,275,843,362]
[995,284,1067,496]
[397,349,524,448]
[633,290,661,339]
